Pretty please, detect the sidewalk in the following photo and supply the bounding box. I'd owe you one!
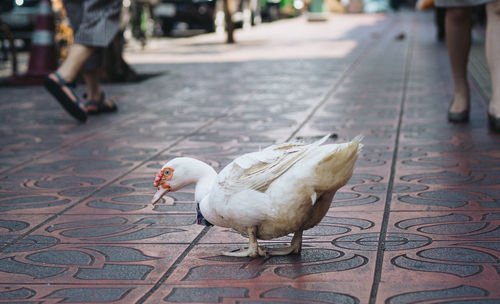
[1,10,499,304]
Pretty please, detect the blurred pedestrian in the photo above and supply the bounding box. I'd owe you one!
[44,0,121,122]
[437,0,500,132]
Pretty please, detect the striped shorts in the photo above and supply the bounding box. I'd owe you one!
[63,0,122,69]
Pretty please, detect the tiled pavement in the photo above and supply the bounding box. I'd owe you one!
[1,10,499,304]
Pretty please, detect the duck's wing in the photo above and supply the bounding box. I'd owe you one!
[217,135,331,194]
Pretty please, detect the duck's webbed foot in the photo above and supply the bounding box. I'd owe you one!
[222,246,267,258]
[221,226,267,258]
[268,230,303,256]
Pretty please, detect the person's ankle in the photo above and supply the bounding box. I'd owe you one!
[52,69,75,84]
[86,90,102,101]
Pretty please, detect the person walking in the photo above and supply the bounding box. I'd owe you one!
[437,0,500,133]
[44,0,121,122]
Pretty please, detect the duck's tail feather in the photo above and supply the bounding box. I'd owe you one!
[313,135,362,191]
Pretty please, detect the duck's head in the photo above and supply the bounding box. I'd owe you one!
[152,165,174,205]
[151,158,190,205]
[151,157,216,205]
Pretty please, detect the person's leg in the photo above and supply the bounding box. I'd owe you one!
[81,68,101,101]
[50,44,95,84]
[486,1,500,122]
[80,48,102,101]
[445,7,473,119]
[79,47,117,113]
[81,67,118,113]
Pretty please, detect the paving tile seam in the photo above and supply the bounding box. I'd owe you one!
[285,27,387,143]
[6,13,497,304]
[0,111,232,254]
[8,86,314,300]
[368,17,416,304]
[6,238,500,245]
[130,18,397,304]
[135,226,210,304]
[0,86,222,175]
[134,16,413,304]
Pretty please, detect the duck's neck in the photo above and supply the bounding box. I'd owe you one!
[184,158,217,204]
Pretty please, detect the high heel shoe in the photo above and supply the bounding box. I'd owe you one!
[487,111,500,133]
[447,107,469,123]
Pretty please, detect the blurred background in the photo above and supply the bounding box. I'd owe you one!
[0,0,486,83]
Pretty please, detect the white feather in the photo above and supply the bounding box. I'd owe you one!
[153,134,362,241]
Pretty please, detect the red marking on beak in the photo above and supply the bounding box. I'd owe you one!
[152,167,175,205]
[153,167,174,187]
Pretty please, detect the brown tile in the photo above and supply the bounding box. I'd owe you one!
[29,214,203,244]
[200,211,382,245]
[0,284,153,303]
[162,242,375,284]
[147,281,370,304]
[377,240,500,303]
[388,211,500,241]
[0,243,187,284]
[145,242,376,303]
[390,186,500,211]
[0,214,52,236]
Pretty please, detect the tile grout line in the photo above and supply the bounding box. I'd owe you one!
[368,17,416,304]
[134,19,397,304]
[286,21,391,142]
[2,16,404,301]
[0,110,232,254]
[135,226,211,304]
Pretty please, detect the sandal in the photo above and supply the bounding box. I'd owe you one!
[43,72,87,122]
[84,92,118,115]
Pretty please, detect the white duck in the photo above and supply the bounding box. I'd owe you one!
[152,135,362,257]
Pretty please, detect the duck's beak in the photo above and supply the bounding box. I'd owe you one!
[152,185,171,205]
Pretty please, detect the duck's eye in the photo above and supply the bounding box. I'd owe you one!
[165,170,170,175]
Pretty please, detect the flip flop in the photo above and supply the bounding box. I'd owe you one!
[84,92,118,115]
[43,72,87,122]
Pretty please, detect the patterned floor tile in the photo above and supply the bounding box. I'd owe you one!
[330,173,390,212]
[377,240,500,303]
[148,281,369,304]
[0,243,187,284]
[200,211,382,245]
[144,242,375,303]
[391,186,500,211]
[28,214,203,244]
[162,243,375,283]
[0,10,499,304]
[388,211,500,242]
[0,215,52,237]
[0,284,153,303]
